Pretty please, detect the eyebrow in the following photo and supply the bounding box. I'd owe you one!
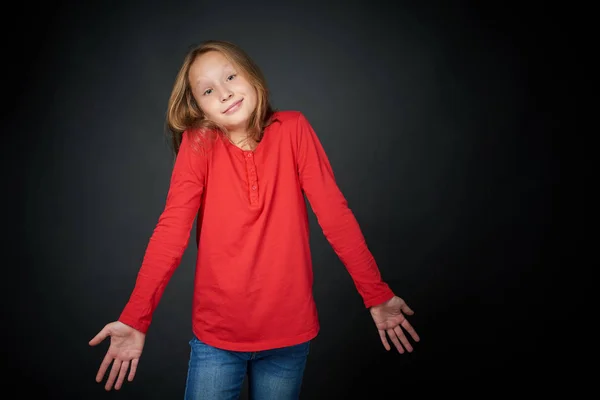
[195,64,236,85]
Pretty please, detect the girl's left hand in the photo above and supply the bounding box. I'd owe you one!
[369,296,420,353]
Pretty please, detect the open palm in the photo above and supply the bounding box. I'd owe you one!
[370,296,420,353]
[89,321,146,391]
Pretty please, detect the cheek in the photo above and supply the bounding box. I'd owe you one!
[192,93,205,111]
[236,79,255,95]
[243,85,258,104]
[198,98,219,116]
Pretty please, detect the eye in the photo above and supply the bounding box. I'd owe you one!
[203,88,213,95]
[227,74,236,81]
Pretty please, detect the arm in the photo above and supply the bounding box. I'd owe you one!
[118,130,207,333]
[295,113,395,308]
[89,130,207,391]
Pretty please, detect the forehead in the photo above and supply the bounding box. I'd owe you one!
[189,51,236,83]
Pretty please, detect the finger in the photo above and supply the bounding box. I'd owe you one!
[378,330,391,351]
[89,326,110,346]
[96,353,113,383]
[128,358,139,382]
[394,325,413,353]
[105,359,121,391]
[401,302,415,315]
[114,360,130,390]
[401,319,421,342]
[387,328,404,354]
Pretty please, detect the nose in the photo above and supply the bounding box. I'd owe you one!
[221,90,233,102]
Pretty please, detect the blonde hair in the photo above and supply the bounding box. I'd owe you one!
[166,40,276,157]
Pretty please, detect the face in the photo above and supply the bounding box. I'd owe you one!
[188,51,258,136]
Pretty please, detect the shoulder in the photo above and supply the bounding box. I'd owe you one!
[182,127,219,157]
[271,110,313,135]
[271,110,309,125]
[270,111,313,147]
[270,111,319,153]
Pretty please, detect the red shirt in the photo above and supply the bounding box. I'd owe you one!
[119,111,395,351]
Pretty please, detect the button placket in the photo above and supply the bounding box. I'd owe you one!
[245,152,259,205]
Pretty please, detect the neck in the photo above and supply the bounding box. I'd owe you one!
[226,123,250,140]
[228,132,256,151]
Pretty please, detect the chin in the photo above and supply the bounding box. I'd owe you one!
[225,111,252,127]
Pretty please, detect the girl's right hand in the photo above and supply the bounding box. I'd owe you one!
[89,321,146,391]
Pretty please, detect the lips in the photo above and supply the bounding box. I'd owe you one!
[223,99,243,113]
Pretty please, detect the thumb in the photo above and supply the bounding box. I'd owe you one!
[401,302,415,315]
[89,325,111,346]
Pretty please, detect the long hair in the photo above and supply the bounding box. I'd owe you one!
[165,40,276,158]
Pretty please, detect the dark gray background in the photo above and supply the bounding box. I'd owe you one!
[6,0,573,397]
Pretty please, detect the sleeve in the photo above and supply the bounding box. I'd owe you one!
[295,113,395,308]
[118,130,207,333]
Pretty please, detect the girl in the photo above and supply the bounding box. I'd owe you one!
[89,40,420,399]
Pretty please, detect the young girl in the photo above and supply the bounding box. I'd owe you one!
[89,40,420,399]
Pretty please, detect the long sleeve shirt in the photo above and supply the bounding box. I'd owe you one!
[118,110,395,351]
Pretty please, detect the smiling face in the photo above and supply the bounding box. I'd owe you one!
[188,50,258,138]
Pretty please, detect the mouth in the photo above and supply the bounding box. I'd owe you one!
[223,99,243,114]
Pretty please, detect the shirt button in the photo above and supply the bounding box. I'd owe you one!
[251,185,257,190]
[247,153,253,158]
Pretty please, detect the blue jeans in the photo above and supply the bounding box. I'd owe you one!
[184,336,311,400]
